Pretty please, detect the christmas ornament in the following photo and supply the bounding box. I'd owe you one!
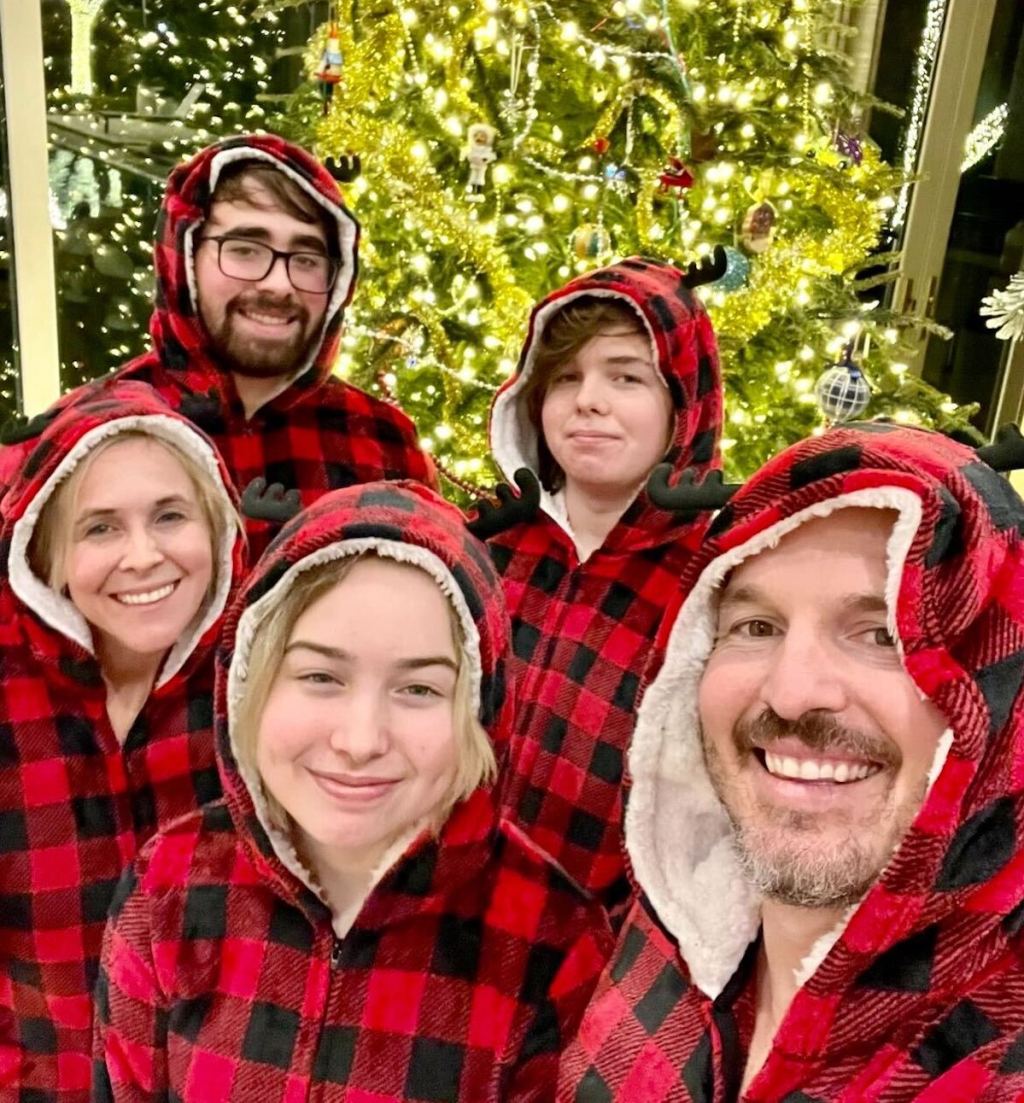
[315,24,344,116]
[592,136,610,156]
[710,245,750,291]
[658,157,695,193]
[741,201,777,254]
[834,129,864,168]
[689,128,719,164]
[571,222,612,261]
[324,153,362,183]
[815,346,871,421]
[465,123,497,199]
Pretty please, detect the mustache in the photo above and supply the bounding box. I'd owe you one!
[735,709,901,769]
[228,292,306,320]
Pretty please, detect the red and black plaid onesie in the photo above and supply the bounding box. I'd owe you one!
[0,382,243,1101]
[487,258,723,911]
[93,480,613,1102]
[0,134,436,559]
[561,424,1024,1101]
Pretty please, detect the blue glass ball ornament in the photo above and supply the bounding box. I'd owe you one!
[710,245,751,292]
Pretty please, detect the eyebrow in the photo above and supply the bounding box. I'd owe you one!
[75,495,193,523]
[285,641,459,672]
[211,223,328,254]
[602,355,655,366]
[719,583,889,617]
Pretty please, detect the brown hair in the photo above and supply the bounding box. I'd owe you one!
[520,296,648,492]
[28,429,238,596]
[233,553,497,836]
[212,162,338,258]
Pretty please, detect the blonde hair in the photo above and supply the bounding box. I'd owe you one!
[28,429,237,596]
[234,552,497,834]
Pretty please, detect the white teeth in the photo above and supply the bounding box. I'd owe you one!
[115,583,175,606]
[244,311,292,326]
[763,751,878,783]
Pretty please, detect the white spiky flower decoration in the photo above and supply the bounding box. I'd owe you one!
[980,273,1024,341]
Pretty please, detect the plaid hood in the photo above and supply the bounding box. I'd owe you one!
[216,480,513,927]
[2,379,241,688]
[151,132,359,397]
[563,423,1024,1101]
[0,382,243,1100]
[489,256,722,551]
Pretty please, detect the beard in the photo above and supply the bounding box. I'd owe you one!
[205,291,323,380]
[702,709,926,909]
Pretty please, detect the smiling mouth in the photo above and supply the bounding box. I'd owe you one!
[112,581,179,607]
[755,748,883,784]
[237,308,297,328]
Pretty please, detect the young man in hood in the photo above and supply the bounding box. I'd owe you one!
[486,257,723,915]
[560,423,1024,1101]
[0,135,436,558]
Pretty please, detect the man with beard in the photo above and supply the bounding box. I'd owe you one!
[0,135,435,557]
[560,423,1024,1102]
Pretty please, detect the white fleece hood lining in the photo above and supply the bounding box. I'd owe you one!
[184,147,358,385]
[489,289,665,530]
[625,488,956,1000]
[8,415,238,689]
[227,537,484,922]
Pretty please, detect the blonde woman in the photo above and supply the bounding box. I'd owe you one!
[94,480,611,1102]
[0,381,243,1101]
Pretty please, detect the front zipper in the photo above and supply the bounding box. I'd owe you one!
[331,938,343,968]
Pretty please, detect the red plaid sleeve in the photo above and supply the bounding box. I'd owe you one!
[92,863,170,1102]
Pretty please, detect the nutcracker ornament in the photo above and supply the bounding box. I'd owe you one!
[741,200,777,254]
[465,123,498,199]
[316,24,344,116]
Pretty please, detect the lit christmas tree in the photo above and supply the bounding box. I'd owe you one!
[280,0,975,490]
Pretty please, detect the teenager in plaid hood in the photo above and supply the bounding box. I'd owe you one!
[0,134,436,559]
[487,257,722,912]
[0,381,243,1100]
[560,423,1024,1101]
[93,480,612,1101]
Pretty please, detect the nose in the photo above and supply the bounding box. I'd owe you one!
[328,691,390,764]
[758,629,848,722]
[256,252,294,294]
[574,373,611,414]
[119,525,165,572]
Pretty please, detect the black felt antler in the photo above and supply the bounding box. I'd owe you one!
[0,407,61,446]
[647,464,740,516]
[467,468,541,539]
[241,478,303,523]
[976,423,1024,472]
[682,245,728,289]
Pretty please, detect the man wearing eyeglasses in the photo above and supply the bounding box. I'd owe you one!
[0,134,436,557]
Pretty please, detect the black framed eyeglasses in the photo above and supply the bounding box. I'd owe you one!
[200,235,338,294]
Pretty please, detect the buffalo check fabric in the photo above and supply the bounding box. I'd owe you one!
[0,134,436,560]
[0,383,243,1102]
[93,481,613,1102]
[488,258,723,911]
[560,423,1024,1101]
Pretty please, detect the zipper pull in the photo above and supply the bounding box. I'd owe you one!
[331,939,343,968]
